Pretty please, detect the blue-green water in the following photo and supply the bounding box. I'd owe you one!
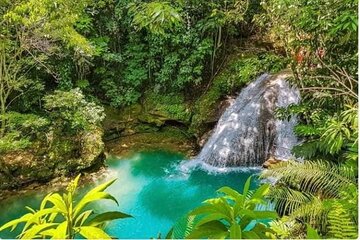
[0,150,260,239]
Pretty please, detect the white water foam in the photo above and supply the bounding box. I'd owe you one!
[184,72,300,168]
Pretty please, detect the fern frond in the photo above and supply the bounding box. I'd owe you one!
[267,187,313,216]
[261,160,356,198]
[290,197,329,233]
[292,141,319,159]
[327,201,358,239]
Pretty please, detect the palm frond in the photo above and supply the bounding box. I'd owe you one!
[266,187,314,216]
[261,160,356,198]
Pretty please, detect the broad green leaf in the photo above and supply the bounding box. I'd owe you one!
[88,211,133,226]
[242,176,252,197]
[201,198,233,221]
[23,208,59,232]
[186,221,228,239]
[237,209,256,219]
[76,226,112,239]
[74,210,93,227]
[40,228,56,238]
[74,192,118,217]
[196,213,229,227]
[189,204,218,215]
[251,184,270,199]
[217,186,242,200]
[21,223,58,239]
[230,223,241,239]
[306,224,320,239]
[40,193,53,210]
[84,179,117,197]
[46,193,68,214]
[52,221,68,239]
[0,213,33,232]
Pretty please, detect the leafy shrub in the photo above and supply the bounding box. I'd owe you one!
[44,88,105,132]
[277,103,358,164]
[0,131,32,153]
[0,112,49,152]
[0,174,132,239]
[3,112,49,135]
[169,176,278,239]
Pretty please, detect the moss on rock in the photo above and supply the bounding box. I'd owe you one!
[106,126,196,158]
[0,128,104,190]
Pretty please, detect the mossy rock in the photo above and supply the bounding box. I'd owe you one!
[0,128,105,190]
[106,126,196,157]
[137,113,165,127]
[141,92,192,125]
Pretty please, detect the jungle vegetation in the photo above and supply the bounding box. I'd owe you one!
[0,0,358,239]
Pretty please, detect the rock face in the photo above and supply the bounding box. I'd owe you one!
[262,156,282,168]
[0,128,104,190]
[102,95,192,141]
[195,71,300,167]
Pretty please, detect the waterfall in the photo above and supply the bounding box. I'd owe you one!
[195,72,300,168]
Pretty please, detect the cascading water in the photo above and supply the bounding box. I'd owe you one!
[192,71,300,168]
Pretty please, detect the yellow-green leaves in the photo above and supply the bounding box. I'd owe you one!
[4,0,93,55]
[73,178,118,217]
[0,213,33,232]
[229,223,241,239]
[186,176,277,239]
[0,174,131,239]
[76,226,112,239]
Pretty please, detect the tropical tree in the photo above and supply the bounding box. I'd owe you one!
[0,175,132,239]
[0,0,93,139]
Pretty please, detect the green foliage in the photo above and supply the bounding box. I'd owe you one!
[306,224,321,239]
[262,160,358,238]
[255,0,357,65]
[4,0,93,54]
[129,1,182,35]
[43,88,105,132]
[278,104,358,163]
[3,112,49,134]
[268,217,303,239]
[144,92,191,123]
[0,112,49,152]
[166,215,198,239]
[0,131,32,153]
[174,176,278,239]
[262,160,356,199]
[0,174,132,239]
[327,200,358,239]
